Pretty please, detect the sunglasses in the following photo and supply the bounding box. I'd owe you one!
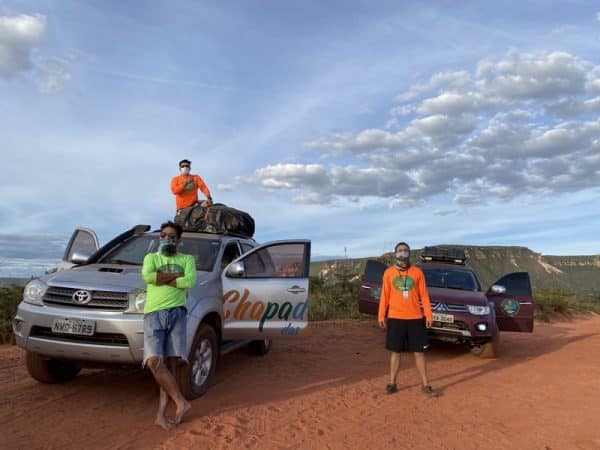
[180,165,190,168]
[160,232,178,239]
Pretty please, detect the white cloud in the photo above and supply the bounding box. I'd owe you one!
[226,50,600,207]
[305,128,415,153]
[476,51,588,99]
[37,57,71,92]
[252,163,328,191]
[0,13,72,92]
[0,14,45,78]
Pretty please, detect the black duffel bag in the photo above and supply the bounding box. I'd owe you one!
[204,203,255,238]
[174,203,208,232]
[174,203,255,238]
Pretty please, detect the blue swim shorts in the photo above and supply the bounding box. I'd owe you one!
[143,306,187,367]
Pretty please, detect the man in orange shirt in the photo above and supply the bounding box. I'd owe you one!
[378,242,439,397]
[171,159,213,211]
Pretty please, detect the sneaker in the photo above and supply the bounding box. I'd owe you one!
[386,383,398,394]
[421,385,439,397]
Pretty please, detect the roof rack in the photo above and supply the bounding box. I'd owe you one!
[420,246,467,265]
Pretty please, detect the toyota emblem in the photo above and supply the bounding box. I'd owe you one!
[72,290,92,304]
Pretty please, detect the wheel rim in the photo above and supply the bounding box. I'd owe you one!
[191,338,213,391]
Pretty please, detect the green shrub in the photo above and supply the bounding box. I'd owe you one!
[0,284,24,344]
[534,288,600,321]
[307,276,369,321]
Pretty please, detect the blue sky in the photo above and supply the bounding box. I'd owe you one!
[1,1,600,277]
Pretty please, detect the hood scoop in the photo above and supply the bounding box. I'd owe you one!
[98,267,124,274]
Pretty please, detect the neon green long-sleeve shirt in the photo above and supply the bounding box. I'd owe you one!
[141,252,197,314]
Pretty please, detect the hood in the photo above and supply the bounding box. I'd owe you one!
[42,264,214,292]
[427,286,488,306]
[43,265,145,292]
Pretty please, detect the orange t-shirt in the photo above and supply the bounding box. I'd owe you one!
[378,265,432,322]
[171,174,211,210]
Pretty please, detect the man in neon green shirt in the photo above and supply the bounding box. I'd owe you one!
[141,221,196,430]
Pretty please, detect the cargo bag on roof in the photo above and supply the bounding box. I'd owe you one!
[204,203,255,237]
[174,203,208,232]
[174,203,255,238]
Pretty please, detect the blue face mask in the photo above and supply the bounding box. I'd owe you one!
[158,240,177,256]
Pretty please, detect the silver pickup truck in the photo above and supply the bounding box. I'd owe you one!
[13,225,311,399]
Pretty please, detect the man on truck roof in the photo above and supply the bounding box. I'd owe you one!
[171,159,213,211]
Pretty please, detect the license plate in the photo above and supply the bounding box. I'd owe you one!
[52,318,95,336]
[432,313,454,324]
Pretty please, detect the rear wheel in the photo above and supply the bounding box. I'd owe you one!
[26,351,81,383]
[471,326,500,358]
[248,338,272,356]
[178,323,218,400]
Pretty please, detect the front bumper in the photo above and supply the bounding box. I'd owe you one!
[427,313,492,344]
[13,301,144,364]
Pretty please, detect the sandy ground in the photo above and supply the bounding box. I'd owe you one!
[1,315,599,450]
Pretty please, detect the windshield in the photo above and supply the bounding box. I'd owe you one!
[421,267,481,291]
[100,235,222,272]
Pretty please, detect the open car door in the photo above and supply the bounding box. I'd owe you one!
[358,260,387,315]
[486,272,534,332]
[56,228,100,271]
[221,240,311,339]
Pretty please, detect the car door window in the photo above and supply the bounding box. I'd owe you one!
[240,242,254,254]
[492,272,532,296]
[221,243,241,270]
[242,243,307,278]
[64,229,98,261]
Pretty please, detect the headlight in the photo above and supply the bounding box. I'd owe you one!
[23,279,48,305]
[129,290,146,313]
[467,305,490,315]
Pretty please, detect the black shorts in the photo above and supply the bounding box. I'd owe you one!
[385,318,429,353]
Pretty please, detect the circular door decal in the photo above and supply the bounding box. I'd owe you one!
[500,298,520,316]
[371,287,381,300]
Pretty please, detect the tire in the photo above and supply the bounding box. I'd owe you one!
[248,338,272,356]
[471,326,500,359]
[178,323,218,400]
[26,351,81,383]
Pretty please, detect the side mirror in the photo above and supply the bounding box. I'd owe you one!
[70,251,91,265]
[226,261,246,278]
[490,284,506,294]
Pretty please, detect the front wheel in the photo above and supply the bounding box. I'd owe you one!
[26,351,81,383]
[248,338,272,356]
[471,325,500,358]
[178,323,218,400]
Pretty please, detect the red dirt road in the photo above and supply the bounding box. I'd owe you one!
[1,315,599,450]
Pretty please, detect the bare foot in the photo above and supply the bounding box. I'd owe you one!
[172,400,191,425]
[155,416,174,431]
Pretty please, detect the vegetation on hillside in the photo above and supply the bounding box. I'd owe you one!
[0,284,23,344]
[534,288,600,322]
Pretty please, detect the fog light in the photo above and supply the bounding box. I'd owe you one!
[13,318,23,333]
[476,323,487,332]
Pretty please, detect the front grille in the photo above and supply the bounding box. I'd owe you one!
[430,302,469,313]
[43,286,129,310]
[30,326,129,346]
